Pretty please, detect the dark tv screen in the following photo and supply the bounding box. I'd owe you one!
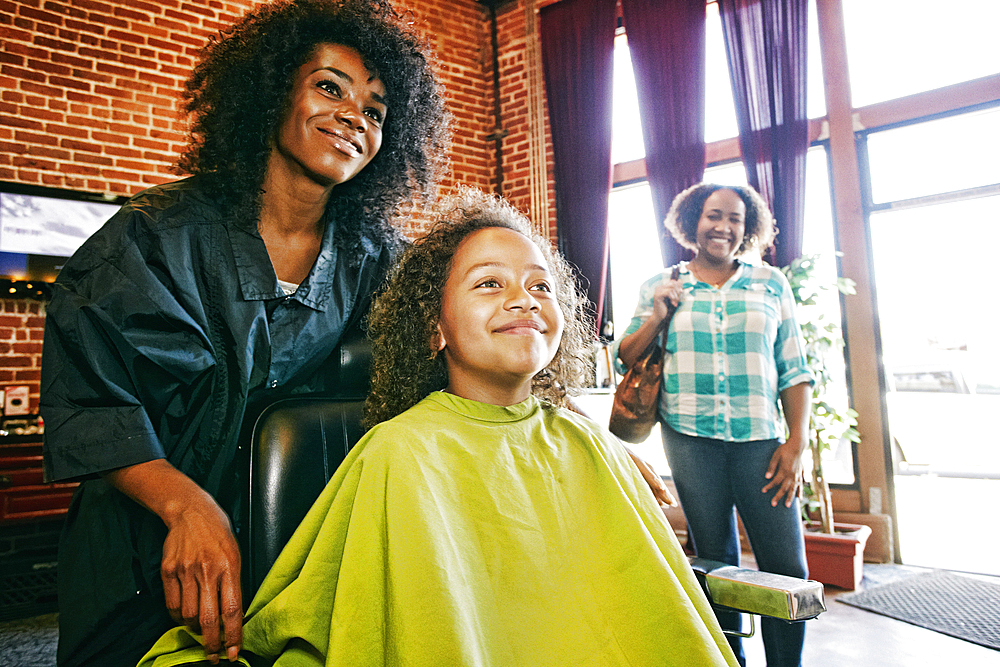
[0,183,124,282]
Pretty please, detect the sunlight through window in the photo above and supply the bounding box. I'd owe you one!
[843,0,1000,108]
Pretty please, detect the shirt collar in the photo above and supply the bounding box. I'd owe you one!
[729,259,754,288]
[680,259,752,290]
[230,217,379,311]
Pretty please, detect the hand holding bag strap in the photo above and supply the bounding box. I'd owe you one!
[608,265,681,443]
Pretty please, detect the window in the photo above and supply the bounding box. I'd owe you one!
[602,0,999,573]
[865,106,1000,204]
[704,2,738,142]
[871,195,1000,475]
[865,104,1000,481]
[704,0,826,143]
[842,0,1000,108]
[800,146,853,484]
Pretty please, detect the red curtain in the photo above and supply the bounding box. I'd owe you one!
[539,0,618,335]
[720,0,810,267]
[621,0,707,267]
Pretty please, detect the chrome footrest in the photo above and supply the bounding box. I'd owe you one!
[689,557,827,622]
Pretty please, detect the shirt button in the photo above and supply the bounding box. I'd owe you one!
[269,380,278,388]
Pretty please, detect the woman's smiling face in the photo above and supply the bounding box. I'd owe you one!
[694,188,746,263]
[436,227,564,405]
[272,43,387,187]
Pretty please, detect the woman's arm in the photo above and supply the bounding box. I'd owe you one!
[617,280,683,368]
[761,381,811,508]
[105,459,243,664]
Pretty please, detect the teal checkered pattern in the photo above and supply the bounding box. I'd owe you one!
[613,260,812,442]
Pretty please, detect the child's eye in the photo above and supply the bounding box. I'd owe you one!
[475,278,501,289]
[530,282,552,293]
[365,108,384,124]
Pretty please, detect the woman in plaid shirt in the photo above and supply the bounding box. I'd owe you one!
[614,183,813,667]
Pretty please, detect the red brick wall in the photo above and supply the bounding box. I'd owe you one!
[0,0,558,406]
[0,299,44,414]
[493,1,558,238]
[0,0,268,196]
[0,0,502,214]
[392,0,495,236]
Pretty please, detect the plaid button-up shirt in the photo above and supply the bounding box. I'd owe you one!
[613,260,813,442]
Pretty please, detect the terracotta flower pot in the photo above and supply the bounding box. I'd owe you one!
[803,521,872,590]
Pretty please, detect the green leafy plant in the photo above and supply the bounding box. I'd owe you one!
[782,254,860,534]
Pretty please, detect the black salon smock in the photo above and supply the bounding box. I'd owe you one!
[40,176,393,667]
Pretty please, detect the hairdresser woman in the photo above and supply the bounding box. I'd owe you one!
[613,183,812,667]
[39,1,448,665]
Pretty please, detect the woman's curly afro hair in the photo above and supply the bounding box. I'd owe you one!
[664,182,777,255]
[364,187,595,428]
[178,0,450,243]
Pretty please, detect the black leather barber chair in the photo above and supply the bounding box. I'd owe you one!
[242,396,366,597]
[239,325,372,598]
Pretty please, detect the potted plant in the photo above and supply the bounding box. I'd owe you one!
[782,254,871,590]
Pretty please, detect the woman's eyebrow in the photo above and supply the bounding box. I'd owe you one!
[313,66,351,81]
[313,67,387,106]
[705,207,742,217]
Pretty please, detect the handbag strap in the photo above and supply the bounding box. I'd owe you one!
[656,264,682,351]
[633,265,682,361]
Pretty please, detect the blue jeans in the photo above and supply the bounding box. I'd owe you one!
[662,424,808,667]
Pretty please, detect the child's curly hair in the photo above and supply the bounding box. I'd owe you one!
[664,183,777,255]
[364,188,595,428]
[178,0,450,249]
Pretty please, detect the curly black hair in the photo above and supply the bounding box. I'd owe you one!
[178,0,450,247]
[664,182,777,255]
[364,188,595,428]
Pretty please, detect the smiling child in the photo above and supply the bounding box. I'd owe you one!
[139,188,737,666]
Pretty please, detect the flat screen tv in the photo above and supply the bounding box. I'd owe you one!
[0,182,126,283]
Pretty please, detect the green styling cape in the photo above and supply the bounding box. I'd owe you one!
[138,393,737,666]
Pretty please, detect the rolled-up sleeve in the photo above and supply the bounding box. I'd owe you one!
[41,214,215,482]
[773,274,813,392]
[42,287,163,481]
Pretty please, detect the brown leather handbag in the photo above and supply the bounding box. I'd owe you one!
[608,266,680,443]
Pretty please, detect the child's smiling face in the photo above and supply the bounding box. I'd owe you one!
[436,227,564,406]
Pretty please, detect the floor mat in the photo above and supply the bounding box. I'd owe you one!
[838,570,1000,651]
[0,612,57,667]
